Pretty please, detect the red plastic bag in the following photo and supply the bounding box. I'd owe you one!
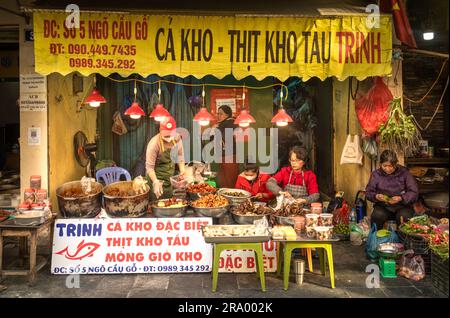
[355,77,393,136]
[333,201,350,225]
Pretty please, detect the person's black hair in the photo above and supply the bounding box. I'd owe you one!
[244,162,259,173]
[218,105,233,119]
[288,146,308,162]
[380,149,398,165]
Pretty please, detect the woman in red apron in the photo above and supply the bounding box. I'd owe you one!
[266,146,320,204]
[235,161,274,203]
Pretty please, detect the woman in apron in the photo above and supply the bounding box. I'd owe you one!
[146,116,186,201]
[266,146,320,204]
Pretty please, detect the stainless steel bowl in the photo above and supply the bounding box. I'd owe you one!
[192,205,230,218]
[275,215,295,226]
[217,188,252,206]
[231,211,270,225]
[151,199,188,217]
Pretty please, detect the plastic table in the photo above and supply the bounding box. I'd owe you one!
[275,235,339,289]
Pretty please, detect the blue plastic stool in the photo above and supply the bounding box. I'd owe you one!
[96,167,131,185]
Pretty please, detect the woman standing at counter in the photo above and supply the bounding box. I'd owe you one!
[365,150,418,229]
[212,105,239,188]
[266,146,320,204]
[146,116,186,200]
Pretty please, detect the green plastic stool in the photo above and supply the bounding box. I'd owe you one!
[379,258,397,278]
[212,242,266,292]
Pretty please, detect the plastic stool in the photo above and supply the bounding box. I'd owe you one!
[379,258,397,278]
[212,242,266,292]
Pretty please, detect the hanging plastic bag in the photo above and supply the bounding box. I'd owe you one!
[112,111,128,135]
[340,135,363,165]
[362,136,378,160]
[355,77,393,136]
[397,250,426,281]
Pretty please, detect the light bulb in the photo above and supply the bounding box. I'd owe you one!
[239,122,250,128]
[276,121,288,127]
[89,101,101,108]
[199,120,210,126]
[155,116,166,122]
[423,32,434,40]
[130,114,142,119]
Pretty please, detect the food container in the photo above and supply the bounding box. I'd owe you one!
[314,226,334,241]
[18,202,31,212]
[151,199,188,217]
[217,188,252,206]
[311,202,322,214]
[231,210,269,225]
[24,188,36,204]
[56,181,103,218]
[306,226,316,239]
[293,216,306,234]
[30,175,42,190]
[305,214,319,227]
[30,203,45,211]
[13,210,46,226]
[193,206,230,218]
[320,213,333,226]
[103,181,150,218]
[35,189,48,203]
[170,174,188,190]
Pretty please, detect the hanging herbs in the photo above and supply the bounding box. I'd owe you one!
[378,97,421,157]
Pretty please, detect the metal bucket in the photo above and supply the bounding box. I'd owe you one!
[56,181,103,218]
[103,181,150,218]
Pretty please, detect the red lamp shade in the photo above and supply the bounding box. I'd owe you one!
[193,107,215,126]
[124,101,146,119]
[149,103,171,122]
[84,88,106,107]
[271,109,293,127]
[234,109,256,128]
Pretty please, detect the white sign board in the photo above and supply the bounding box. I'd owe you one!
[51,218,213,274]
[20,74,47,111]
[219,241,277,273]
[216,98,237,113]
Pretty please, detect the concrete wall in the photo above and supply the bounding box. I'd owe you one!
[48,73,97,210]
[332,59,403,208]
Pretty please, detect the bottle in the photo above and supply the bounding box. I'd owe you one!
[349,208,357,225]
[355,191,367,223]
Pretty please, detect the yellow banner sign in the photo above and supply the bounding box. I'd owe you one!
[34,12,392,81]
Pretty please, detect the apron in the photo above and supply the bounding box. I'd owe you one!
[149,136,176,201]
[284,170,308,199]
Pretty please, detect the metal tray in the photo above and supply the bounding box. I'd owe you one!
[202,226,271,243]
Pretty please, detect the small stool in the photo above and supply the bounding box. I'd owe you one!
[0,217,55,286]
[212,242,266,292]
[277,241,335,289]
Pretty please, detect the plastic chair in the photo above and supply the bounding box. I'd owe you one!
[96,167,131,185]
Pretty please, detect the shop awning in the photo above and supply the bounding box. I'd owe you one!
[32,10,393,81]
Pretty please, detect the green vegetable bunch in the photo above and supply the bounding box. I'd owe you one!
[378,97,421,157]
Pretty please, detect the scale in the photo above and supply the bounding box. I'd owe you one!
[377,243,404,278]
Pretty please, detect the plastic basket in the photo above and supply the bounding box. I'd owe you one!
[431,252,449,297]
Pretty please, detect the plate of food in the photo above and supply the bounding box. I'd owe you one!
[191,194,230,218]
[152,197,188,217]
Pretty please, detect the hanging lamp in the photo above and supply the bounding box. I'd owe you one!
[234,86,256,128]
[271,85,293,127]
[84,76,106,108]
[124,79,146,119]
[149,81,171,122]
[193,85,215,126]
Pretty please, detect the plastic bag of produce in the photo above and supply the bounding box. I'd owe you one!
[355,77,393,136]
[397,250,426,281]
[332,201,350,225]
[365,223,399,260]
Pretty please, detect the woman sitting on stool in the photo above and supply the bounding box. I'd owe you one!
[365,150,419,229]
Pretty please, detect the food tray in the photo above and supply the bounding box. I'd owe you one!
[202,225,271,243]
